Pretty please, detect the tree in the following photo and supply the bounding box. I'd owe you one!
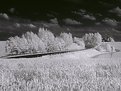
[30,33,46,53]
[108,37,115,42]
[74,37,85,49]
[60,32,73,47]
[6,36,21,54]
[53,37,66,52]
[95,43,116,52]
[38,28,55,52]
[83,32,102,48]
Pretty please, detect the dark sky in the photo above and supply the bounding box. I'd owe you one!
[0,0,120,9]
[0,0,120,20]
[0,0,121,41]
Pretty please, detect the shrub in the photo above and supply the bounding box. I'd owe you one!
[108,37,115,42]
[95,43,116,52]
[83,32,102,48]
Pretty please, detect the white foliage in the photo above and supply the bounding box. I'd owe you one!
[60,32,73,47]
[74,37,85,49]
[33,34,46,53]
[6,36,21,54]
[83,32,102,48]
[106,44,116,52]
[6,31,47,54]
[54,37,66,51]
[31,34,46,53]
[44,37,66,52]
[15,35,30,54]
[108,37,115,42]
[38,28,55,43]
[6,27,97,55]
[38,28,55,52]
[24,32,46,53]
[96,44,116,52]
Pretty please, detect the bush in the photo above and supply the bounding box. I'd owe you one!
[108,37,115,42]
[83,32,102,48]
[95,44,116,52]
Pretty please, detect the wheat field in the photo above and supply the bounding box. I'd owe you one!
[0,56,121,91]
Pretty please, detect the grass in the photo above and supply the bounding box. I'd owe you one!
[0,57,121,91]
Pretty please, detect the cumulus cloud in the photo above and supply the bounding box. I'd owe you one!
[64,18,82,25]
[83,14,96,20]
[102,18,118,26]
[9,8,15,13]
[109,7,121,16]
[50,18,58,24]
[0,13,9,20]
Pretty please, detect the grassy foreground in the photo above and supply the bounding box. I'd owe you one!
[0,56,121,91]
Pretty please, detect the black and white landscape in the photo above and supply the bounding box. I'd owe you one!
[0,0,121,91]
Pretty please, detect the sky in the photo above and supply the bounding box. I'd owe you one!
[0,0,120,21]
[0,0,120,10]
[0,0,121,41]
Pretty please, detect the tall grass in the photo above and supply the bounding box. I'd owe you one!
[0,59,121,91]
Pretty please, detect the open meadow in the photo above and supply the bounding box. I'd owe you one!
[0,41,121,91]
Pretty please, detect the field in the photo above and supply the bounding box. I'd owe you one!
[0,41,121,91]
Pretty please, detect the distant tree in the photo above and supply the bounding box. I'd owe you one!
[60,32,73,47]
[38,28,56,52]
[38,28,55,46]
[83,32,102,48]
[54,37,66,51]
[95,43,116,53]
[23,31,47,53]
[6,36,21,54]
[7,28,101,55]
[74,37,85,49]
[31,33,46,53]
[108,37,115,42]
